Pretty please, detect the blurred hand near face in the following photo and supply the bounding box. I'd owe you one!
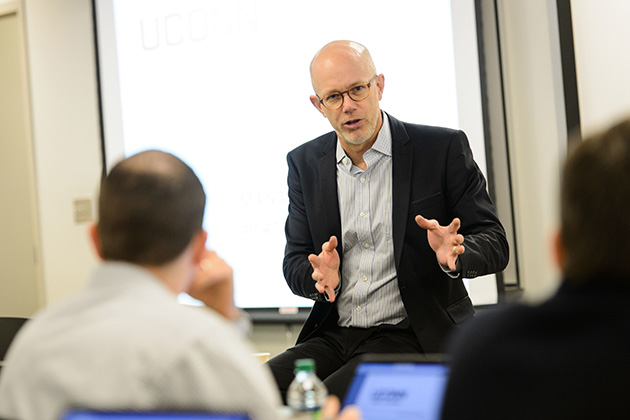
[188,249,240,320]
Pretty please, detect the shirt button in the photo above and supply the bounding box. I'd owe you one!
[343,158,349,165]
[359,211,365,217]
[356,306,361,312]
[362,276,367,282]
[364,243,370,249]
[360,178,365,183]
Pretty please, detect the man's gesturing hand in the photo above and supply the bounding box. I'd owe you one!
[308,236,341,302]
[415,215,465,272]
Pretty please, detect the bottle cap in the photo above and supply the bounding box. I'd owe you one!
[294,358,316,371]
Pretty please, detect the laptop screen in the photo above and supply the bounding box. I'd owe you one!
[342,355,449,420]
[61,411,251,420]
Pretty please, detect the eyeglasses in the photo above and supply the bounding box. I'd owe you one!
[316,75,378,110]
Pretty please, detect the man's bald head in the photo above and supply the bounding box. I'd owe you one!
[310,40,377,91]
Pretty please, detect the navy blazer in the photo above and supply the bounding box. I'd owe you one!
[283,113,509,353]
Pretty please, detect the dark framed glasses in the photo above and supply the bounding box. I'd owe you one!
[316,75,378,110]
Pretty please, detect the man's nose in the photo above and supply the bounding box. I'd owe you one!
[340,92,357,112]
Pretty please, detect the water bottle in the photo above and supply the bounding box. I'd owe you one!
[287,358,328,419]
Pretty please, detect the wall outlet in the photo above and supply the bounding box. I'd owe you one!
[73,198,93,223]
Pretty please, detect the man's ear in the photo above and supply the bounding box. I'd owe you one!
[310,95,326,117]
[376,73,385,100]
[552,228,566,270]
[191,230,208,265]
[89,223,105,260]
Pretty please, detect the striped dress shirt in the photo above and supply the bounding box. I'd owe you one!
[336,114,408,328]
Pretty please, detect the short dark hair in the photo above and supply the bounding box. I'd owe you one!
[561,118,630,283]
[97,150,206,265]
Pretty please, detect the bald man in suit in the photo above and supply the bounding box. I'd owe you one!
[267,40,509,400]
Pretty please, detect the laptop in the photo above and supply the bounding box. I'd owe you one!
[60,411,251,420]
[342,354,450,420]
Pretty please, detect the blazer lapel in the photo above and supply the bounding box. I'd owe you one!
[318,133,343,254]
[389,114,413,268]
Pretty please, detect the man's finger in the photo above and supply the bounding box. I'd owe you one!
[205,250,217,258]
[315,282,325,294]
[326,285,336,302]
[415,214,437,230]
[323,235,338,252]
[200,259,213,272]
[449,217,461,234]
[321,395,341,420]
[338,406,362,420]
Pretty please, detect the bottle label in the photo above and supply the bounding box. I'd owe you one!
[290,410,322,420]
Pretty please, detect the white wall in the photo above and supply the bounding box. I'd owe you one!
[23,0,101,305]
[7,0,630,353]
[571,0,630,137]
[493,0,630,302]
[0,0,43,317]
[495,0,567,301]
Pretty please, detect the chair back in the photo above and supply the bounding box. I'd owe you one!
[0,317,29,361]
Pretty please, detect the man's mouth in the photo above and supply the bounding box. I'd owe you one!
[344,119,361,127]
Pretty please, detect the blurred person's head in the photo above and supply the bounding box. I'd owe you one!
[556,117,630,284]
[92,150,206,266]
